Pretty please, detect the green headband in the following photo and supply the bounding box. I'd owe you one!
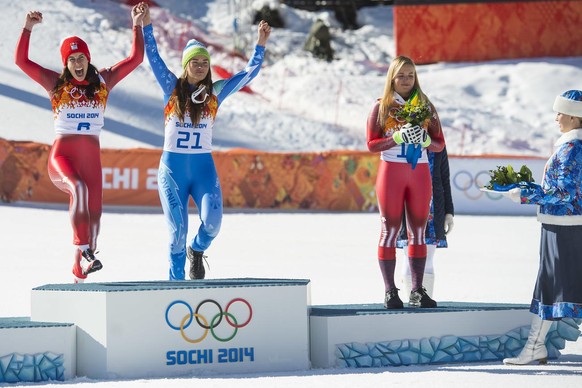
[182,47,210,70]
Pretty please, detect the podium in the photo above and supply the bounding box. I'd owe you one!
[0,279,578,383]
[31,279,311,379]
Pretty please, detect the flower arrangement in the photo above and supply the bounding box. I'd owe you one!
[392,89,433,170]
[486,164,535,190]
[395,90,432,127]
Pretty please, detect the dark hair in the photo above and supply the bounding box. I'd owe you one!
[51,64,101,98]
[170,71,213,124]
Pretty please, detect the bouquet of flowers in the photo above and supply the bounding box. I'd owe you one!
[395,90,432,169]
[485,164,535,191]
[395,92,432,127]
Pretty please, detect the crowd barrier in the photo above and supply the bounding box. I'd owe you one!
[394,0,582,64]
[0,137,546,215]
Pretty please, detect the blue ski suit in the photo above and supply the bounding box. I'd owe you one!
[144,24,265,280]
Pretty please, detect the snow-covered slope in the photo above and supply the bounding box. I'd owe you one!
[2,0,581,157]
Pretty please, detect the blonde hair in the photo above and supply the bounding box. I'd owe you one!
[377,55,429,128]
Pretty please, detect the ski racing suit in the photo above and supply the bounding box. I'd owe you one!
[366,94,445,261]
[15,26,144,278]
[144,24,265,280]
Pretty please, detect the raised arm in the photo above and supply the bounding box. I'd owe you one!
[214,20,271,105]
[142,8,177,101]
[99,2,147,90]
[14,11,59,91]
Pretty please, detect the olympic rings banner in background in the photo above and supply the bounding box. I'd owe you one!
[0,137,546,215]
[448,156,546,216]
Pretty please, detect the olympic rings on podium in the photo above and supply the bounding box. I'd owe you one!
[165,298,253,343]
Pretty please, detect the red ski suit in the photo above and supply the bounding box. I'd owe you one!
[367,99,445,260]
[15,27,143,276]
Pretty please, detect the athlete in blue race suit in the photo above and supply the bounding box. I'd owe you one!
[142,10,271,280]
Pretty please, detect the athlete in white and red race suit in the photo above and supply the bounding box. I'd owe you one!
[367,55,445,309]
[15,3,147,282]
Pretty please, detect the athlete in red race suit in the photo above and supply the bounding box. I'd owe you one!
[15,4,147,282]
[367,56,445,309]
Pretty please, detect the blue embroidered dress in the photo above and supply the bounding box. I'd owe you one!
[519,128,582,320]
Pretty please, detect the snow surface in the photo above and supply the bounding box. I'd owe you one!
[2,0,582,156]
[2,207,582,388]
[1,0,581,387]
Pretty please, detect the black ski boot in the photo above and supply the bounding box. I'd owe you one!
[409,287,437,308]
[384,288,404,309]
[187,247,206,279]
[80,248,103,275]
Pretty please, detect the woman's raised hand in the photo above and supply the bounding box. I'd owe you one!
[257,20,271,46]
[131,2,149,26]
[24,11,43,31]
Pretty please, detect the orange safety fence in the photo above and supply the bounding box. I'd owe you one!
[0,138,379,211]
[394,0,582,64]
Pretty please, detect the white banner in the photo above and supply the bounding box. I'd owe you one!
[449,156,547,215]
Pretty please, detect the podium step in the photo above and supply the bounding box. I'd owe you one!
[0,317,75,383]
[31,279,311,379]
[6,281,579,381]
[309,302,581,368]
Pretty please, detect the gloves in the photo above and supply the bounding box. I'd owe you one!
[507,187,522,203]
[401,123,423,144]
[393,123,431,147]
[444,214,454,235]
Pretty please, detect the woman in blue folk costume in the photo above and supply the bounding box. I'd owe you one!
[142,9,271,280]
[501,90,582,365]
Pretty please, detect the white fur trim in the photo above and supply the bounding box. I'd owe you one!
[553,95,582,117]
[537,211,582,226]
[555,129,582,146]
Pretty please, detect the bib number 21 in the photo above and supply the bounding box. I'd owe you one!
[177,131,202,149]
